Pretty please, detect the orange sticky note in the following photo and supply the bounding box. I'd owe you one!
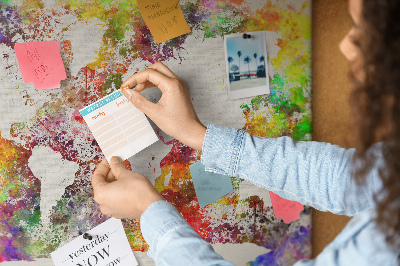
[269,191,304,223]
[137,0,191,43]
[14,41,67,90]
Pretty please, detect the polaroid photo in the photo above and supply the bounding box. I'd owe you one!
[224,31,270,100]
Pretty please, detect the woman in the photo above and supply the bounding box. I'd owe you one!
[91,0,400,264]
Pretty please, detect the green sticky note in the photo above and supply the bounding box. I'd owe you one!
[189,161,233,208]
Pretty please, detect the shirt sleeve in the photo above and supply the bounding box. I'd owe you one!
[201,124,383,216]
[140,200,234,266]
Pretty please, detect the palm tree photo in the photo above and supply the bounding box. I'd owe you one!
[253,53,258,72]
[244,56,251,77]
[228,56,233,73]
[260,55,266,71]
[237,51,242,75]
[225,31,269,95]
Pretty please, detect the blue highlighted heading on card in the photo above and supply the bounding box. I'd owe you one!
[189,161,233,208]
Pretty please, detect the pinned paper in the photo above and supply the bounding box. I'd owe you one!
[14,41,67,90]
[79,90,158,162]
[189,162,233,208]
[51,218,138,266]
[269,191,304,223]
[137,0,191,43]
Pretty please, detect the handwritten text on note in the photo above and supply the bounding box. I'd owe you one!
[137,0,191,43]
[14,41,67,90]
[189,162,233,208]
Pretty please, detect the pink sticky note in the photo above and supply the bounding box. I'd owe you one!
[14,41,66,90]
[269,191,304,223]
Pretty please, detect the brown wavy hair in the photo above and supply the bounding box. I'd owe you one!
[350,0,400,252]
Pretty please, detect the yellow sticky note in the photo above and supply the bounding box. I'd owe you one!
[137,0,191,44]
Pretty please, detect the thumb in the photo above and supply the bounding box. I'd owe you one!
[92,158,111,188]
[122,88,156,116]
[109,156,129,178]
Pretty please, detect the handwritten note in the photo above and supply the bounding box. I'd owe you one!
[51,218,137,266]
[137,0,191,43]
[269,192,304,223]
[79,90,158,162]
[189,162,233,208]
[14,41,67,90]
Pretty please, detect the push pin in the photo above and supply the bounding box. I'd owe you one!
[120,85,130,92]
[82,233,93,240]
[243,33,252,39]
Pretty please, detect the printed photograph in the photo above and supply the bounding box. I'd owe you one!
[224,31,270,99]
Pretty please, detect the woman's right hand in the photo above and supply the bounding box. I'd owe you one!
[120,62,207,151]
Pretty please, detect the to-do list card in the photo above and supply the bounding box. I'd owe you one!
[80,90,158,162]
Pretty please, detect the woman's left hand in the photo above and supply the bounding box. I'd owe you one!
[91,157,164,219]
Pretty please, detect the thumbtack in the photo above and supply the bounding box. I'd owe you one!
[82,233,93,240]
[243,33,252,39]
[121,85,130,92]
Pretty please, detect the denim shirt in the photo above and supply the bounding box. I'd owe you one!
[140,124,399,265]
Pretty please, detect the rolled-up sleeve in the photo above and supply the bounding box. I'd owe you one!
[140,200,234,265]
[201,124,382,216]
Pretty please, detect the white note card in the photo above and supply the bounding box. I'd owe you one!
[51,218,138,266]
[79,90,158,162]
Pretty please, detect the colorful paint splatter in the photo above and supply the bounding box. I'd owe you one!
[0,0,312,264]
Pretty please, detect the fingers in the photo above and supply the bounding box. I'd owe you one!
[120,61,182,118]
[102,159,116,182]
[120,62,177,90]
[109,156,129,178]
[121,88,158,116]
[106,170,116,182]
[134,62,178,91]
[92,158,110,188]
[121,68,173,94]
[147,62,177,79]
[135,81,156,92]
[120,68,171,114]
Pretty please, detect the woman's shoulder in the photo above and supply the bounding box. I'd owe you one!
[321,209,399,265]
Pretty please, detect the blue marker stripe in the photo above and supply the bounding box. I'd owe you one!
[80,91,123,116]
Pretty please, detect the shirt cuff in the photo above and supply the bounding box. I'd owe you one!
[140,200,190,260]
[201,124,245,176]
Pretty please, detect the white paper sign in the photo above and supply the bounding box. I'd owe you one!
[51,218,138,266]
[79,90,158,162]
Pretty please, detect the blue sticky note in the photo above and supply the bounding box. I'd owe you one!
[189,161,234,208]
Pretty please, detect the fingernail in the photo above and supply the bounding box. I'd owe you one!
[110,156,122,165]
[123,89,133,100]
[120,85,129,92]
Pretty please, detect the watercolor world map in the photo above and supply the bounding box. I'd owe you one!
[0,0,311,265]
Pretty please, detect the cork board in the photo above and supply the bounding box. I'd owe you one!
[312,0,353,257]
[0,0,312,265]
[0,0,354,263]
